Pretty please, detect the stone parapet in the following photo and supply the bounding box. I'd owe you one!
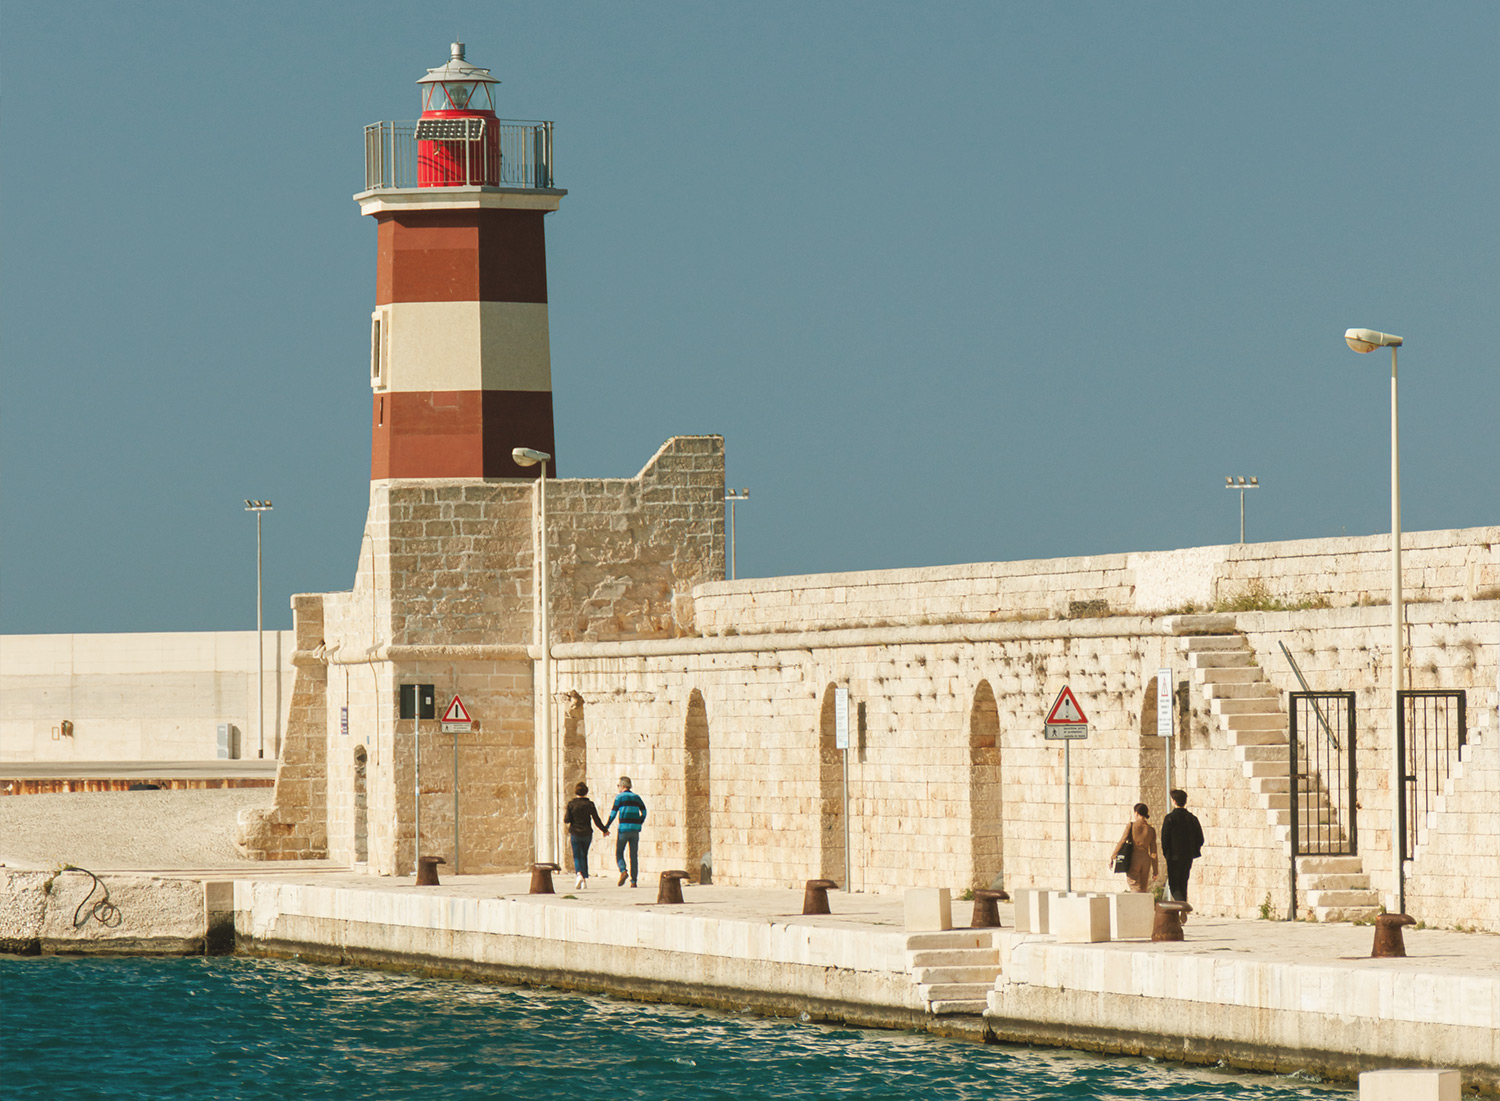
[692,526,1500,636]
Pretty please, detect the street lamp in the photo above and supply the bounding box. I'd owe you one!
[244,500,273,759]
[724,488,750,580]
[1224,476,1259,544]
[1344,326,1406,913]
[512,447,555,864]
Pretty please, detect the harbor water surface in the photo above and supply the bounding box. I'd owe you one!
[3,957,1354,1099]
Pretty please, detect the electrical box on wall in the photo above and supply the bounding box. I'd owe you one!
[217,723,241,759]
[399,684,436,720]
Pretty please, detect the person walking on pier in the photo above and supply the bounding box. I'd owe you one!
[1160,788,1204,907]
[606,776,648,887]
[1109,803,1159,894]
[563,782,609,890]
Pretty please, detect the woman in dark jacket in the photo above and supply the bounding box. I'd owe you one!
[562,782,608,889]
[1109,802,1159,894]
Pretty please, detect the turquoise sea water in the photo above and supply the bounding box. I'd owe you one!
[2,957,1352,1100]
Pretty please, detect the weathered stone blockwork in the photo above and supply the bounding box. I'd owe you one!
[553,526,1499,929]
[239,436,725,874]
[691,528,1500,635]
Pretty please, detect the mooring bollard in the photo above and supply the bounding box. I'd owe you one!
[416,855,446,886]
[529,862,560,894]
[657,869,691,904]
[1371,912,1417,958]
[968,888,1009,928]
[802,878,838,915]
[1152,900,1192,942]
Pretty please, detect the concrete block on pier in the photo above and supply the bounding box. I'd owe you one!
[1359,1068,1460,1101]
[904,888,952,931]
[1052,894,1110,943]
[1108,892,1155,940]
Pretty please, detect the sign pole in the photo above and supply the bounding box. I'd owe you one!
[440,694,474,876]
[413,722,421,876]
[835,686,851,891]
[1064,739,1073,893]
[453,730,460,875]
[1044,685,1089,897]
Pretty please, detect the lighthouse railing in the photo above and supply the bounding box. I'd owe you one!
[363,120,555,190]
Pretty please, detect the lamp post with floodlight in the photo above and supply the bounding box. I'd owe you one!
[512,448,555,864]
[1224,476,1259,544]
[724,488,749,580]
[244,500,273,758]
[1344,326,1406,913]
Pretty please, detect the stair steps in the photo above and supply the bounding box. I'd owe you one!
[1178,630,1381,923]
[904,930,1002,1016]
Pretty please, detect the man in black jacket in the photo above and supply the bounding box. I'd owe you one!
[1160,789,1205,908]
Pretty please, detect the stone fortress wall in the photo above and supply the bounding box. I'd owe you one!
[553,526,1500,928]
[0,631,296,762]
[236,436,727,873]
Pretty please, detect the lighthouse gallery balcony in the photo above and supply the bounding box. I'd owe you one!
[364,119,555,191]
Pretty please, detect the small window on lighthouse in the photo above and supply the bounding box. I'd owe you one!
[370,316,383,387]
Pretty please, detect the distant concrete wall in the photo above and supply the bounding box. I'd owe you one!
[0,631,296,761]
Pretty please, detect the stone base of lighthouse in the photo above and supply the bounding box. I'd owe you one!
[236,436,727,873]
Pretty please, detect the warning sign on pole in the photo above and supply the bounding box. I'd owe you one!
[441,695,472,733]
[1044,686,1089,740]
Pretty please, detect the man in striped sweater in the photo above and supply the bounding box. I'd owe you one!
[605,776,649,887]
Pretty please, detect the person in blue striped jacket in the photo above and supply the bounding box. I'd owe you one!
[605,776,648,887]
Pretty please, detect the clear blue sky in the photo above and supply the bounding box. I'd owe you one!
[3,2,1496,634]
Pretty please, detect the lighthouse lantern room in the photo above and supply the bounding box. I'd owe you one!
[415,42,501,187]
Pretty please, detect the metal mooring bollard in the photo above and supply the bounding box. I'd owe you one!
[1371,913,1417,958]
[1152,901,1192,942]
[969,888,1010,928]
[657,870,690,904]
[529,862,560,894]
[416,855,446,886]
[803,878,838,915]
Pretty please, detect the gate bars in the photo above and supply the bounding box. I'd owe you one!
[1287,691,1357,919]
[1397,690,1467,864]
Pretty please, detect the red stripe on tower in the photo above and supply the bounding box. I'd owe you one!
[357,42,564,480]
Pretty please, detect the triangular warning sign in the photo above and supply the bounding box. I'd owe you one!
[442,695,471,723]
[1044,686,1088,725]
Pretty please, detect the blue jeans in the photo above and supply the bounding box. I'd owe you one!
[615,831,640,884]
[569,833,592,877]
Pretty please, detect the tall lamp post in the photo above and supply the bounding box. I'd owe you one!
[244,500,273,758]
[512,448,555,864]
[1224,476,1259,544]
[1344,326,1405,913]
[724,488,749,580]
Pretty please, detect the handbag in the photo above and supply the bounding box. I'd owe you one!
[1112,825,1135,874]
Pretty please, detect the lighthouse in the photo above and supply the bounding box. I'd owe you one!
[358,43,563,480]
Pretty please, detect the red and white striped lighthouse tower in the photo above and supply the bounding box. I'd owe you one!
[358,42,563,480]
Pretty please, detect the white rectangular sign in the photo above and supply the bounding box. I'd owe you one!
[1157,668,1173,738]
[834,686,850,750]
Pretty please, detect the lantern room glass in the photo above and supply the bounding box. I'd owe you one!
[423,82,493,113]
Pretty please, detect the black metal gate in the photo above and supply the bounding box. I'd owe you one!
[1288,692,1358,857]
[1397,690,1467,862]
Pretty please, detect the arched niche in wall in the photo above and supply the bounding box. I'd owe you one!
[969,679,1003,889]
[1137,676,1168,818]
[562,690,587,793]
[353,744,369,864]
[816,683,847,883]
[684,689,712,883]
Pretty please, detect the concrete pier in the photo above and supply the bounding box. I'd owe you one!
[4,868,1498,1093]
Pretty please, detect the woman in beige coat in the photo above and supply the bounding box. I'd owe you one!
[1109,802,1159,893]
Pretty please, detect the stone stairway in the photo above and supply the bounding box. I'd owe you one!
[905,929,1001,1015]
[1410,729,1488,861]
[1178,629,1382,922]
